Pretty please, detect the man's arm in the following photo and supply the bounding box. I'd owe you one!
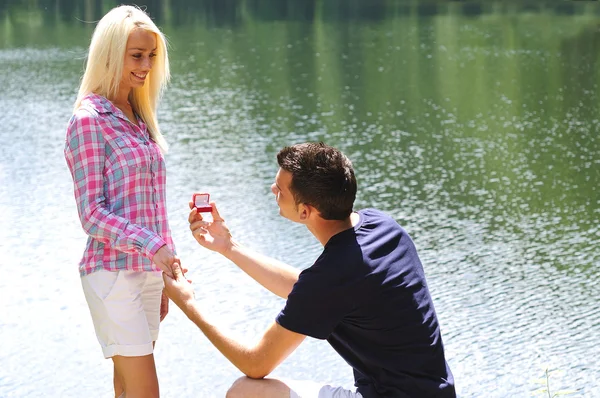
[223,243,300,299]
[163,265,306,378]
[188,202,300,299]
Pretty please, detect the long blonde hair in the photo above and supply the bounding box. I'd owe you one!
[74,5,170,153]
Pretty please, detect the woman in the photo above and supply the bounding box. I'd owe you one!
[64,5,177,397]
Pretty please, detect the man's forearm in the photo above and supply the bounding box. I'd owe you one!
[223,240,300,299]
[181,301,275,379]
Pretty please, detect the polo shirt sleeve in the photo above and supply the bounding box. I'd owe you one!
[64,110,166,259]
[276,256,356,340]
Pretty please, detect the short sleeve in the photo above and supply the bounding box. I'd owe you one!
[276,257,356,339]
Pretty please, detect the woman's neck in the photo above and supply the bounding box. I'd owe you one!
[111,90,138,126]
[112,88,132,109]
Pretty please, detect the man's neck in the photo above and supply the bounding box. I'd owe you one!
[308,212,360,246]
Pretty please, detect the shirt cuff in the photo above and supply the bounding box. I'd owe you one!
[142,234,168,261]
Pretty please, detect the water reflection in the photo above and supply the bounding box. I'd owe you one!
[3,0,600,33]
[0,1,598,398]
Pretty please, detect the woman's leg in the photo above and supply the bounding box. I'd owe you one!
[82,270,163,398]
[112,337,158,398]
[113,363,124,398]
[112,354,159,398]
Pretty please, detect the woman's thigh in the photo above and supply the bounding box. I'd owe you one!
[81,270,162,358]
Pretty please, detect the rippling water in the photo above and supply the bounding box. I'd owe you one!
[0,1,598,397]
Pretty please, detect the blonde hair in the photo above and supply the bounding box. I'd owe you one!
[74,5,170,153]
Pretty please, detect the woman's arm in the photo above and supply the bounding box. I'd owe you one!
[64,110,167,261]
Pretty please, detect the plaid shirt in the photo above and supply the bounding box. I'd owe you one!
[64,93,174,276]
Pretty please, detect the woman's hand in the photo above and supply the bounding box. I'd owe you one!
[152,245,180,278]
[188,201,233,255]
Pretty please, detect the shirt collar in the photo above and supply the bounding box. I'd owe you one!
[82,93,148,131]
[81,93,120,115]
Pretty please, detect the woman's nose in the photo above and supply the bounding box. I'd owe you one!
[142,56,153,70]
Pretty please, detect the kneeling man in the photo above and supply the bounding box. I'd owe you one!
[163,142,456,398]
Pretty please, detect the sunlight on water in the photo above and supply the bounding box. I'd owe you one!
[0,2,598,397]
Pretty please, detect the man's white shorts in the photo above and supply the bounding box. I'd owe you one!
[81,269,164,359]
[286,379,363,398]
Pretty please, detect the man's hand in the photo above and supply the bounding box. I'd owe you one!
[163,262,196,314]
[152,245,179,278]
[188,201,233,255]
[159,290,169,322]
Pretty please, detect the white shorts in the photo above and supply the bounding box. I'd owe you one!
[81,269,164,358]
[286,379,363,398]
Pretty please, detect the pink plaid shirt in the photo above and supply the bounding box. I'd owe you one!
[64,93,174,276]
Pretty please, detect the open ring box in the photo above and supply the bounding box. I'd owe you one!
[193,193,213,214]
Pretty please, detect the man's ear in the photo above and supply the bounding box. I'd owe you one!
[298,203,308,220]
[300,203,315,221]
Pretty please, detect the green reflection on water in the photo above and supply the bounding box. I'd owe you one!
[1,0,598,273]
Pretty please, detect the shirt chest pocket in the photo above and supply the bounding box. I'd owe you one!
[114,136,150,171]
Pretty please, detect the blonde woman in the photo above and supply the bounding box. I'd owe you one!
[64,5,178,397]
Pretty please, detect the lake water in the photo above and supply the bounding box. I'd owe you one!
[0,1,598,397]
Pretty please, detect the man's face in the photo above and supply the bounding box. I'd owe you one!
[271,168,300,222]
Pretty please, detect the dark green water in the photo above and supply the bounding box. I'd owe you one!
[0,1,598,397]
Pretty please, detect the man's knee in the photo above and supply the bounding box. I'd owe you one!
[226,376,291,398]
[226,377,251,398]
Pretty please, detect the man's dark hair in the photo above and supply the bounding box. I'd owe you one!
[276,142,357,220]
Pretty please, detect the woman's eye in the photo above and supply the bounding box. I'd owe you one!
[149,53,157,58]
[132,54,142,59]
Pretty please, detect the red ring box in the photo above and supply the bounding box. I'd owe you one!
[192,193,213,213]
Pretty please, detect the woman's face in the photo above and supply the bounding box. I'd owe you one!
[120,28,157,92]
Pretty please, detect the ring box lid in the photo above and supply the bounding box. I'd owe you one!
[193,193,212,213]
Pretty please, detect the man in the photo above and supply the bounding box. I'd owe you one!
[163,142,456,397]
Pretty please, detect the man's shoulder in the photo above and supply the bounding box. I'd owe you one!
[353,209,409,243]
[357,208,400,227]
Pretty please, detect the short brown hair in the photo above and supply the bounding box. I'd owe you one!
[277,143,356,220]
